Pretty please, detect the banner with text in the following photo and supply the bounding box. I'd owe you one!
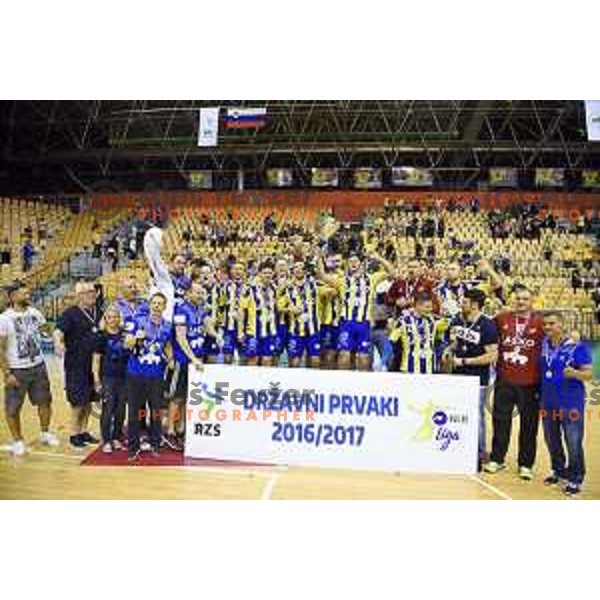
[536,168,565,187]
[489,167,518,187]
[311,168,339,187]
[185,365,479,474]
[354,168,382,189]
[266,168,293,187]
[197,107,219,147]
[187,170,213,189]
[585,100,600,141]
[391,166,433,187]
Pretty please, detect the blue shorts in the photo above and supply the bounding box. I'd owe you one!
[320,325,340,351]
[244,336,278,358]
[275,323,288,354]
[337,320,372,354]
[222,329,241,356]
[287,334,321,358]
[203,335,220,357]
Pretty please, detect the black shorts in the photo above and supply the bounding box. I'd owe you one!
[164,362,188,404]
[65,368,96,407]
[4,363,52,417]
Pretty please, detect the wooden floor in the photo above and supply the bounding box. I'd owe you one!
[1,357,599,500]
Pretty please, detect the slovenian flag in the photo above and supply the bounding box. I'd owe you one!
[224,107,267,129]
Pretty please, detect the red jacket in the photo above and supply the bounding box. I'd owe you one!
[495,312,545,386]
[385,277,439,314]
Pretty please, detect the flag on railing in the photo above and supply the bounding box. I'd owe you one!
[224,107,267,129]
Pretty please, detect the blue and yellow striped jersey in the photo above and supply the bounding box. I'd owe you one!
[204,283,222,326]
[331,271,388,324]
[278,278,331,337]
[221,280,246,331]
[241,283,278,338]
[389,312,448,374]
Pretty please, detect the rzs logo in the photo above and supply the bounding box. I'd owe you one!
[194,423,221,437]
[502,336,535,347]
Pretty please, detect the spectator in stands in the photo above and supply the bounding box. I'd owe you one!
[92,232,102,259]
[1,238,10,266]
[54,281,101,448]
[592,286,600,324]
[94,283,106,317]
[22,238,35,272]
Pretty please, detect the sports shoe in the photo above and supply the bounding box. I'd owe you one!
[9,440,27,456]
[39,432,60,447]
[112,440,123,451]
[81,432,99,444]
[69,434,87,448]
[101,442,113,454]
[128,449,141,463]
[483,461,506,474]
[140,441,152,452]
[564,483,581,496]
[519,466,533,481]
[162,434,181,451]
[544,472,561,486]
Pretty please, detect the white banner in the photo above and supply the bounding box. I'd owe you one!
[184,365,479,475]
[198,107,219,147]
[585,100,600,141]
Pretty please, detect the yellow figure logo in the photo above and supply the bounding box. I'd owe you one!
[409,402,449,441]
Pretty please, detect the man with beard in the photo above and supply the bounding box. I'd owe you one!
[443,288,498,469]
[436,261,470,319]
[1,282,59,455]
[484,286,545,480]
[386,258,437,316]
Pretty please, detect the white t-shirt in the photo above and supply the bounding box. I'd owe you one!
[0,307,46,369]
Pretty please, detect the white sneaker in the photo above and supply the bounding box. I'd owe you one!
[140,441,152,452]
[9,440,27,456]
[40,432,60,447]
[483,461,506,474]
[101,442,113,454]
[519,466,533,481]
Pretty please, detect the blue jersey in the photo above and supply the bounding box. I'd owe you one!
[114,297,147,329]
[95,330,130,379]
[541,338,592,410]
[171,272,192,299]
[437,280,470,317]
[172,300,207,364]
[125,315,172,379]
